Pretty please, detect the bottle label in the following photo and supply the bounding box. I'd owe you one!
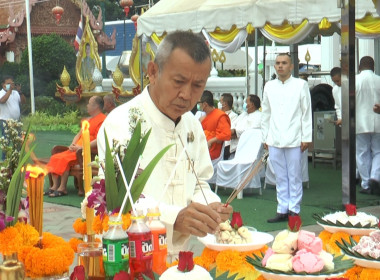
[157,233,167,250]
[129,236,153,259]
[103,238,129,263]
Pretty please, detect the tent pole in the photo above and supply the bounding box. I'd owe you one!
[255,30,258,94]
[139,36,144,93]
[245,39,249,97]
[290,44,299,78]
[25,0,35,114]
[341,0,356,205]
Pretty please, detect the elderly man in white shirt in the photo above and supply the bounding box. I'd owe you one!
[229,94,262,159]
[355,56,380,194]
[97,31,233,260]
[261,53,312,223]
[330,67,342,126]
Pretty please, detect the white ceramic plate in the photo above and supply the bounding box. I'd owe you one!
[255,269,346,280]
[317,222,377,236]
[347,255,380,269]
[197,230,273,252]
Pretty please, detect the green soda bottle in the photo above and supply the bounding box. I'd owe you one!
[102,216,129,279]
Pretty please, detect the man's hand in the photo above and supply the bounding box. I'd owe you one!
[374,104,380,114]
[263,143,268,150]
[209,202,233,222]
[68,143,80,152]
[174,202,231,237]
[335,119,342,126]
[300,142,310,152]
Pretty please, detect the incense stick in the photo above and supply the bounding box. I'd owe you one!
[225,150,269,206]
[178,134,208,205]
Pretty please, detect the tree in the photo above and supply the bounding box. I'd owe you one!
[20,34,77,97]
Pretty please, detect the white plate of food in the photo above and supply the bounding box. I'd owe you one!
[317,222,377,236]
[198,230,273,252]
[347,255,380,269]
[255,269,347,280]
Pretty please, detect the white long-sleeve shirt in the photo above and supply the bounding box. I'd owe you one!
[97,87,220,258]
[230,110,261,153]
[356,70,380,134]
[332,85,342,120]
[0,89,21,120]
[261,76,312,147]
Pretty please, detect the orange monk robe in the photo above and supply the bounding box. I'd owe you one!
[201,109,231,160]
[47,113,106,176]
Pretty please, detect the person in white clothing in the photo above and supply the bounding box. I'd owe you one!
[97,31,233,260]
[219,93,238,159]
[355,56,380,194]
[0,76,26,159]
[330,67,342,126]
[261,53,312,223]
[229,94,262,159]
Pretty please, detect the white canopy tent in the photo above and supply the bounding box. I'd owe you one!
[137,0,378,36]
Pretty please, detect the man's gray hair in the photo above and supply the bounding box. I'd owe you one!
[154,31,211,71]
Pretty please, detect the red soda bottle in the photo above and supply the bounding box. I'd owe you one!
[146,207,167,275]
[128,210,154,280]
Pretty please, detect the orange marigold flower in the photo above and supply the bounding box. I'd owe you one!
[0,226,23,255]
[14,222,39,247]
[167,260,179,268]
[200,247,219,270]
[73,218,87,235]
[122,213,132,231]
[69,238,84,253]
[352,235,361,243]
[360,267,380,280]
[326,231,350,255]
[93,215,104,234]
[215,250,244,273]
[319,230,333,251]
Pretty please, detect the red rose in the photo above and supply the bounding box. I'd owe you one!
[345,204,357,216]
[231,212,243,230]
[177,251,194,272]
[114,271,130,280]
[70,265,85,280]
[288,215,302,232]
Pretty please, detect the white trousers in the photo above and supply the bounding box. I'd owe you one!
[268,146,303,214]
[356,133,380,188]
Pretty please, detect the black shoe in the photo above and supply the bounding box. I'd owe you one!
[368,179,380,194]
[267,213,288,223]
[288,211,299,216]
[359,187,373,194]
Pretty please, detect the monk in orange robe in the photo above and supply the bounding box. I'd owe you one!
[47,96,106,197]
[199,91,231,160]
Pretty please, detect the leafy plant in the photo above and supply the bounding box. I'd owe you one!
[22,111,81,133]
[103,122,173,213]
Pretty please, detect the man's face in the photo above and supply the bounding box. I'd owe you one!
[148,48,211,121]
[3,78,14,90]
[331,75,341,87]
[87,96,98,115]
[274,55,293,80]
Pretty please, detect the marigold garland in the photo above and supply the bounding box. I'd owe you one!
[343,265,380,280]
[92,213,131,234]
[0,226,23,255]
[14,222,40,247]
[69,237,85,253]
[318,230,360,255]
[17,232,75,278]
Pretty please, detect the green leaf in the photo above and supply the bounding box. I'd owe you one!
[104,131,119,212]
[209,267,243,280]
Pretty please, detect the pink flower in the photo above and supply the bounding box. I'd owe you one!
[261,248,274,266]
[297,230,323,254]
[292,249,325,273]
[231,212,243,230]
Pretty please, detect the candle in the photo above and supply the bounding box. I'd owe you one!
[81,120,95,236]
[25,164,46,237]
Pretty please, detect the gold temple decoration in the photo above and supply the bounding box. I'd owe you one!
[56,66,81,102]
[219,50,226,64]
[75,16,102,92]
[129,35,153,93]
[112,66,134,103]
[305,49,311,63]
[211,48,219,62]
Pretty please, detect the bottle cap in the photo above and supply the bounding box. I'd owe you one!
[146,206,161,217]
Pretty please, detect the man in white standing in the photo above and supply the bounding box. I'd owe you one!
[261,53,312,223]
[97,31,233,260]
[219,93,238,159]
[355,56,380,194]
[0,76,26,159]
[330,67,342,126]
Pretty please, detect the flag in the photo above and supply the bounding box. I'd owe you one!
[74,17,83,54]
